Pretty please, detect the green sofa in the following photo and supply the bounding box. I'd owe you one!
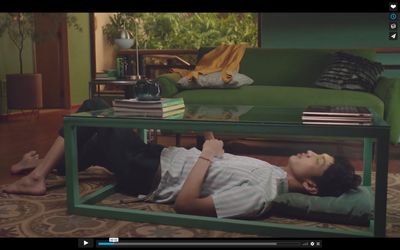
[156,47,400,144]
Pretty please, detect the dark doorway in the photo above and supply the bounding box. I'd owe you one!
[34,13,70,108]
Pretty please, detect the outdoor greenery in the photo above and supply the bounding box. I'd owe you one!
[0,13,82,74]
[102,13,136,41]
[103,13,258,49]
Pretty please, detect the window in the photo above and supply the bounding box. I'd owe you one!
[92,13,259,76]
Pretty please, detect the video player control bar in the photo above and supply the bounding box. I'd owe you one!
[95,240,322,248]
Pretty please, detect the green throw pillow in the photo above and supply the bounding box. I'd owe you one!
[271,186,374,226]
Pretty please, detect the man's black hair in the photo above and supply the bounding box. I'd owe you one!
[312,156,362,197]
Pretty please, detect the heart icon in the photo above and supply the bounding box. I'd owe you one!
[391,4,397,9]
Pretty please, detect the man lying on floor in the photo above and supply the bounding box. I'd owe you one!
[3,97,361,219]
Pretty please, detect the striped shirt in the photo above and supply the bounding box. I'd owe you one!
[151,147,288,219]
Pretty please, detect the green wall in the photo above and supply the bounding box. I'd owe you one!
[68,13,90,105]
[260,13,399,49]
[260,13,400,77]
[0,16,34,79]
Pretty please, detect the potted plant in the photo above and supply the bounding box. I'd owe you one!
[0,13,81,111]
[102,13,136,49]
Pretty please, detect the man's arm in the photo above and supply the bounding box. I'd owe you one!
[174,139,224,217]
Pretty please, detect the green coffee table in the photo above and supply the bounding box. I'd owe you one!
[63,104,390,237]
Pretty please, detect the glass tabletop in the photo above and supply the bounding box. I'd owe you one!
[67,104,387,127]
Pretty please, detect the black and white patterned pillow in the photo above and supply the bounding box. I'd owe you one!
[315,52,384,92]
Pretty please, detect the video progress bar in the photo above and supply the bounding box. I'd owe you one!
[97,241,313,248]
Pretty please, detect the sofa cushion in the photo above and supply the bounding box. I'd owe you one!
[177,71,254,89]
[174,85,384,118]
[270,186,374,226]
[197,48,378,88]
[315,52,384,92]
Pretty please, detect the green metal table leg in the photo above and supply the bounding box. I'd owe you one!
[362,138,373,186]
[373,133,390,237]
[64,123,80,213]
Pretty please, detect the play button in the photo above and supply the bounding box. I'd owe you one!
[79,239,94,248]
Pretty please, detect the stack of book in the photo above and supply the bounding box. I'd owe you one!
[302,105,373,126]
[95,71,116,80]
[112,97,185,118]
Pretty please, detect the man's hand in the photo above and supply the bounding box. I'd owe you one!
[174,136,220,217]
[201,139,224,159]
[203,131,215,140]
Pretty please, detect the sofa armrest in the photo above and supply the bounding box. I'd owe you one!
[374,76,400,144]
[156,73,181,98]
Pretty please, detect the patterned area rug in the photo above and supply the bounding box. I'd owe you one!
[1,167,399,237]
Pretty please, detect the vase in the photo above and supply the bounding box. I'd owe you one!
[114,39,134,49]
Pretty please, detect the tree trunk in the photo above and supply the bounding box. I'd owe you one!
[18,48,23,74]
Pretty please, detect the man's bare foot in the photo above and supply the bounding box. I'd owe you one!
[10,151,42,174]
[2,174,46,195]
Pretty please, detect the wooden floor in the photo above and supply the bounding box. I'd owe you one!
[0,108,399,186]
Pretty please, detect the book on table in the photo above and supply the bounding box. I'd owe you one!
[113,106,185,118]
[302,105,373,125]
[112,97,185,118]
[112,97,184,109]
[95,72,117,80]
[113,103,185,113]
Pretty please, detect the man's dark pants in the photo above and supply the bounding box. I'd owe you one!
[57,97,164,195]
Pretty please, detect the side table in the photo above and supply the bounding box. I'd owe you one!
[89,79,137,99]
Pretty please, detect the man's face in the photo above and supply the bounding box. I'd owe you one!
[288,150,334,181]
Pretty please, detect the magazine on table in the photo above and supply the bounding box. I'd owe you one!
[301,115,372,122]
[302,105,372,117]
[302,105,373,125]
[302,121,373,126]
